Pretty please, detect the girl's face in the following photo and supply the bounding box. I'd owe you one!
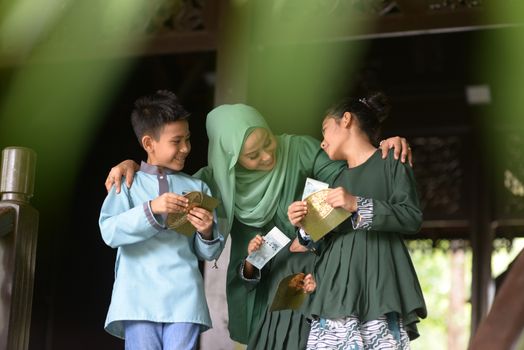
[238,128,277,171]
[321,116,346,160]
[145,120,191,171]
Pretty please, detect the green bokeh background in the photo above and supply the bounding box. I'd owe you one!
[1,0,523,348]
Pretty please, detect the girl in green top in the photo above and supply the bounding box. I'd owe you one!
[288,92,427,349]
[105,103,413,349]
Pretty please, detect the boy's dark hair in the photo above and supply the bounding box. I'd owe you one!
[131,90,190,143]
[326,91,390,146]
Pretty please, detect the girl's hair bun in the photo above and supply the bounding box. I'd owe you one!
[362,92,390,123]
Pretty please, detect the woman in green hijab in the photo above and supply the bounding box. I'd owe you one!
[197,104,346,349]
[105,104,411,348]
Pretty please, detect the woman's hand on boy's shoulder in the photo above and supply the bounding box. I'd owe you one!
[105,159,140,193]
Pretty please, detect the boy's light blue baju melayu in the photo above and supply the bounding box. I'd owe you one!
[99,162,224,339]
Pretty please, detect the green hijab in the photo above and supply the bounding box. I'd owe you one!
[206,104,292,233]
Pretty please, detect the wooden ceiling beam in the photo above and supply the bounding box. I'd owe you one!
[394,0,427,14]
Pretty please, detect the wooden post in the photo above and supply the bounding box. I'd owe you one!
[469,137,493,335]
[213,0,252,105]
[0,147,39,350]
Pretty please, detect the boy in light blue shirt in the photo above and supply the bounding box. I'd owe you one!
[99,90,224,350]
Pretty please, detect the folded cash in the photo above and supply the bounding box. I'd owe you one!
[246,227,291,270]
[302,177,329,200]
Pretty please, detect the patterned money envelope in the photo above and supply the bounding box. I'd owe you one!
[301,189,351,242]
[270,273,307,312]
[166,191,219,236]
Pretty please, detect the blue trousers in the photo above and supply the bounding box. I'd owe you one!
[124,321,201,350]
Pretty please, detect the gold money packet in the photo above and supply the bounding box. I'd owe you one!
[301,189,351,242]
[270,273,307,312]
[166,191,219,236]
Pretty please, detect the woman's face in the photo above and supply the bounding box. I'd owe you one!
[238,128,277,171]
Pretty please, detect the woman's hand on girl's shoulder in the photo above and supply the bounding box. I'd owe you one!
[379,136,413,166]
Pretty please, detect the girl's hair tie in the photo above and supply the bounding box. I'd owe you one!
[358,97,370,109]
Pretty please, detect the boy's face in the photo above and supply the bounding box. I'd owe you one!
[145,120,191,171]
